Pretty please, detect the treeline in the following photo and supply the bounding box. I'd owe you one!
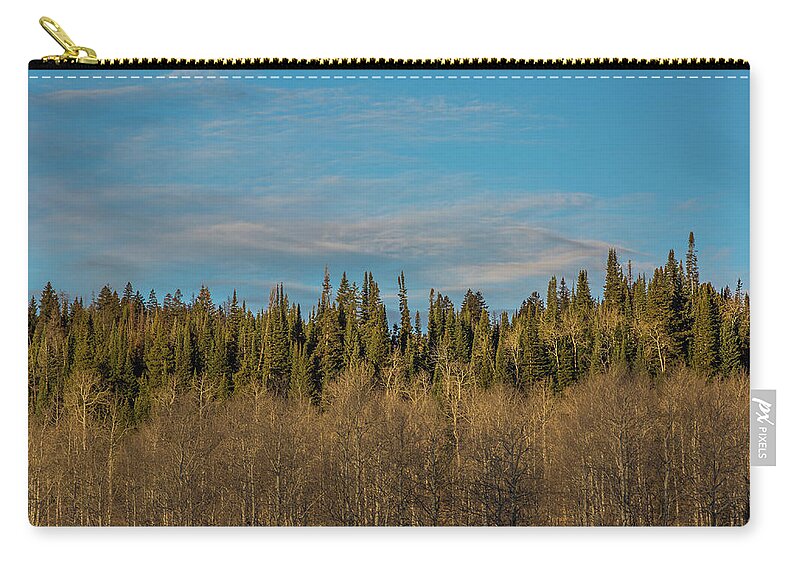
[28,232,749,419]
[29,368,749,526]
[27,232,750,526]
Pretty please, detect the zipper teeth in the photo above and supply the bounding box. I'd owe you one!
[29,57,750,70]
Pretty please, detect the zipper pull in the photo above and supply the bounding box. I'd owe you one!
[39,16,98,65]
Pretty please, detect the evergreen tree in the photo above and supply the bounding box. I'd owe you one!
[132,290,145,314]
[320,267,333,310]
[364,273,390,372]
[289,344,313,400]
[28,296,38,342]
[313,272,344,390]
[359,272,371,328]
[603,249,625,311]
[263,285,291,393]
[470,310,494,387]
[122,281,135,304]
[558,277,571,316]
[665,249,690,360]
[460,289,487,327]
[575,270,593,315]
[686,231,699,298]
[175,323,195,385]
[145,317,173,388]
[335,272,352,314]
[398,272,412,355]
[39,283,59,323]
[691,283,721,374]
[234,316,259,389]
[544,276,559,324]
[195,285,214,316]
[146,289,160,312]
[442,305,469,364]
[342,316,363,369]
[643,267,673,373]
[719,317,742,375]
[427,290,444,357]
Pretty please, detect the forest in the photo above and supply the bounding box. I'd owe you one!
[28,233,750,526]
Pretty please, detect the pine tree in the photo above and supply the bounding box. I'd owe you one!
[175,323,195,385]
[575,270,593,315]
[427,289,443,357]
[336,272,352,314]
[528,324,552,386]
[359,272,371,328]
[691,283,720,374]
[643,267,673,373]
[122,281,135,304]
[321,266,333,310]
[364,273,390,372]
[544,276,559,324]
[132,290,145,314]
[686,231,699,298]
[313,272,344,389]
[342,316,363,369]
[28,296,38,342]
[665,249,690,360]
[719,317,742,375]
[603,249,625,311]
[71,310,96,373]
[145,317,173,387]
[470,310,494,387]
[558,277,571,316]
[741,292,750,371]
[97,284,120,323]
[442,305,468,364]
[398,272,412,356]
[289,344,312,400]
[263,285,291,393]
[195,285,214,316]
[288,303,306,346]
[234,316,259,389]
[146,289,160,313]
[460,289,487,327]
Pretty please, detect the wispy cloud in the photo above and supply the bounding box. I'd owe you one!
[675,197,703,212]
[29,72,749,311]
[35,85,147,102]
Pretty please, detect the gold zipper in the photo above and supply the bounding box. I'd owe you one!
[34,16,748,70]
[39,17,98,65]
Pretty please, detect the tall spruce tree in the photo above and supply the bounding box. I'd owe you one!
[364,273,390,372]
[691,283,720,374]
[398,272,412,356]
[146,289,160,313]
[686,231,700,298]
[603,249,625,311]
[470,309,494,387]
[313,271,344,390]
[263,285,291,393]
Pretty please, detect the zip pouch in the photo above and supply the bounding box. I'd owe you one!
[28,17,750,526]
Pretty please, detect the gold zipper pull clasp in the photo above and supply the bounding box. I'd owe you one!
[39,16,98,64]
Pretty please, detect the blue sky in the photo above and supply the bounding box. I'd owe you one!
[29,70,749,320]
